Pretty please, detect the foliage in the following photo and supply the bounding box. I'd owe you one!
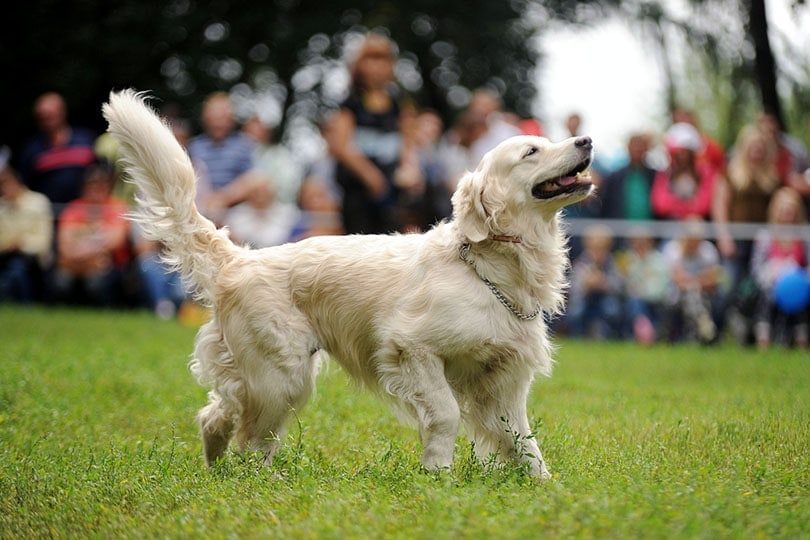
[1,306,809,538]
[4,1,808,161]
[2,0,548,153]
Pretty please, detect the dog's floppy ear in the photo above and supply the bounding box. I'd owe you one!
[451,168,490,242]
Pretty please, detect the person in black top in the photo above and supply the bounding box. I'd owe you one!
[330,34,405,234]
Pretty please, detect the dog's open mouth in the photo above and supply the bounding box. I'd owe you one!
[531,159,593,200]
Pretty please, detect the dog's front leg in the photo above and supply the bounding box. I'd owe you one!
[379,348,460,472]
[464,379,552,480]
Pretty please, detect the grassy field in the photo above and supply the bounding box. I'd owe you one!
[1,306,808,539]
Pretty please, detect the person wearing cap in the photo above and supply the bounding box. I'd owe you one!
[651,122,720,222]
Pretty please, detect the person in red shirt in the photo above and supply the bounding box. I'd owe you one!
[51,161,130,306]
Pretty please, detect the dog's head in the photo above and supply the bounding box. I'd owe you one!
[452,135,595,242]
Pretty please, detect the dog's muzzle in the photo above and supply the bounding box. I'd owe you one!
[532,137,594,200]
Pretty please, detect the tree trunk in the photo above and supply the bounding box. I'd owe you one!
[749,0,785,128]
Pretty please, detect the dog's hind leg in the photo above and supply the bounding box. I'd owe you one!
[379,348,460,472]
[191,320,239,466]
[198,394,236,466]
[234,349,322,467]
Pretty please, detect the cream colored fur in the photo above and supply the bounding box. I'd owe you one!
[103,90,595,479]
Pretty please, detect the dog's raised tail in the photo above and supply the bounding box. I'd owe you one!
[103,89,237,305]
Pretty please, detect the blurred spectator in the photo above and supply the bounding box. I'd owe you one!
[559,111,603,257]
[0,152,53,303]
[567,225,624,340]
[51,162,130,307]
[132,226,186,320]
[131,110,197,319]
[189,92,254,222]
[438,109,489,193]
[755,111,808,185]
[564,112,582,138]
[750,187,809,350]
[289,176,345,241]
[621,234,671,345]
[651,122,719,222]
[18,92,97,214]
[712,124,781,288]
[241,115,303,206]
[467,88,522,165]
[600,133,657,221]
[331,33,405,234]
[671,108,726,175]
[223,177,300,248]
[518,118,544,137]
[394,108,450,231]
[661,217,723,344]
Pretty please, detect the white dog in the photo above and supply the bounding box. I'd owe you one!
[103,90,594,479]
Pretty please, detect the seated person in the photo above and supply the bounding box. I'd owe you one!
[661,217,723,344]
[566,225,624,340]
[223,176,300,249]
[132,223,187,319]
[51,162,130,307]
[750,187,809,349]
[0,156,54,302]
[621,234,671,344]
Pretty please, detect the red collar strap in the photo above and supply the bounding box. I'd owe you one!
[489,234,522,243]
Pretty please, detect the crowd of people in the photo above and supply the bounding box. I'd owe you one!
[1,34,809,349]
[564,109,810,350]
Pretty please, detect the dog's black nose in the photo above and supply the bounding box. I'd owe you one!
[575,136,593,149]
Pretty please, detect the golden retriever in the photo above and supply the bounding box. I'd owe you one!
[103,90,594,479]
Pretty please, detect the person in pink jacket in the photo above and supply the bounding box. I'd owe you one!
[651,122,720,221]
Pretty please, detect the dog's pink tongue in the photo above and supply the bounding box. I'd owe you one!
[558,176,577,186]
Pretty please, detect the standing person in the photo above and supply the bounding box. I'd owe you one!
[394,109,451,231]
[18,92,97,214]
[651,123,719,222]
[671,108,726,175]
[331,33,405,234]
[600,133,657,222]
[0,155,53,303]
[712,124,781,288]
[188,92,254,222]
[51,161,130,307]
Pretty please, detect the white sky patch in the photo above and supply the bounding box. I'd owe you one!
[537,18,667,160]
[537,0,810,162]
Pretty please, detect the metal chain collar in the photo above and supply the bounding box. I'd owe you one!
[458,243,542,321]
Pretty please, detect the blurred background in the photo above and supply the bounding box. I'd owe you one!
[1,0,808,161]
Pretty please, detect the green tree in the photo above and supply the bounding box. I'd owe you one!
[2,0,550,155]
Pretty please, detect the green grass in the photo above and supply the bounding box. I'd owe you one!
[1,306,809,539]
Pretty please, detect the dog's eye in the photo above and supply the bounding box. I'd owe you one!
[523,146,538,158]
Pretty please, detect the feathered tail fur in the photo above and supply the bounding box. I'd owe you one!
[102,90,237,305]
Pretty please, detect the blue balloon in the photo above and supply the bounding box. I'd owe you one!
[773,269,810,314]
